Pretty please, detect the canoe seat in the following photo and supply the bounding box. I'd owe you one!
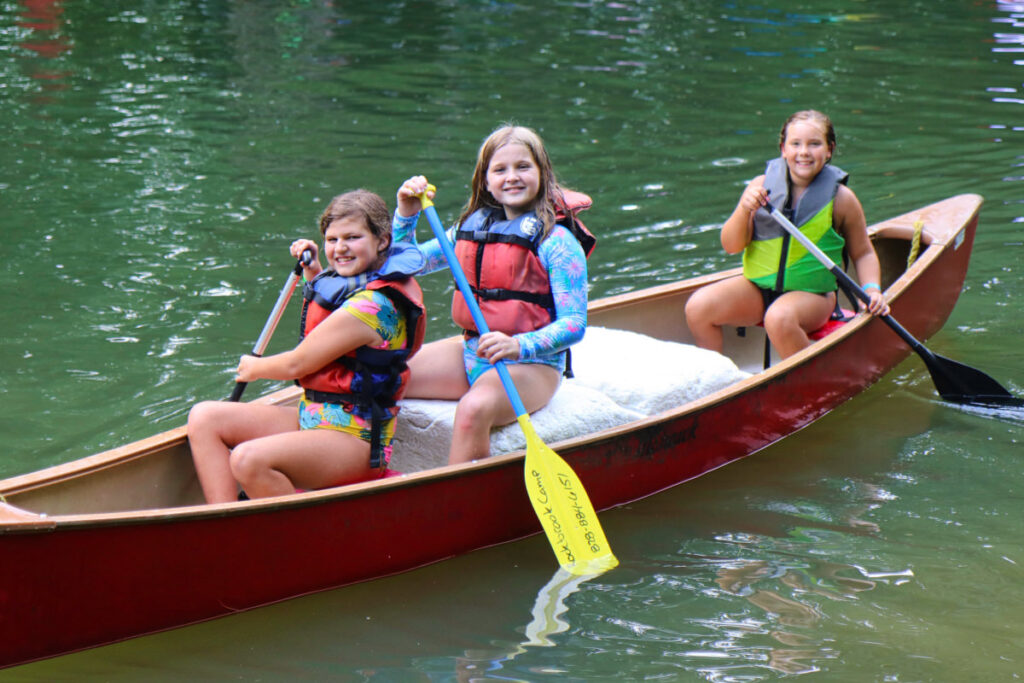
[749,308,856,340]
[809,308,856,340]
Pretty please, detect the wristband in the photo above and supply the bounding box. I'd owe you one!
[862,282,880,291]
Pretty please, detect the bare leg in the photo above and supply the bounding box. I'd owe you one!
[404,336,471,400]
[763,290,835,358]
[449,363,560,464]
[187,401,298,503]
[229,428,374,498]
[403,335,561,464]
[684,275,766,351]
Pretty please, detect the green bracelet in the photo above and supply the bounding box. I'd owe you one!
[862,282,880,291]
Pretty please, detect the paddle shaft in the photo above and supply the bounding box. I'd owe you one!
[229,249,312,402]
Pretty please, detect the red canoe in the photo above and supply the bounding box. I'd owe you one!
[0,194,983,668]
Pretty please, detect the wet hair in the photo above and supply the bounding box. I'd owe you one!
[779,110,837,158]
[318,189,392,265]
[458,123,564,238]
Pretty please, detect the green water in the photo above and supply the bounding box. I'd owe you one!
[4,0,1024,680]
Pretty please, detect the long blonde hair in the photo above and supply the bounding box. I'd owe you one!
[458,124,564,238]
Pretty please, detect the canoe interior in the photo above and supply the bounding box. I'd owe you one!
[0,194,977,520]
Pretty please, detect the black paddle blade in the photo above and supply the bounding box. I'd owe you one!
[924,352,1024,407]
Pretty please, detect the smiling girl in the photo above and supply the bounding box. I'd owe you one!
[188,190,425,503]
[685,110,889,359]
[392,124,595,464]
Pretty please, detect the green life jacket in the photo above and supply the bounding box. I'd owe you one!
[742,158,848,293]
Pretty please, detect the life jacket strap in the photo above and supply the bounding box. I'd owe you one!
[303,366,400,471]
[455,228,536,250]
[469,285,554,308]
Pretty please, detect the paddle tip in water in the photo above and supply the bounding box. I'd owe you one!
[954,396,1024,409]
[946,395,1024,408]
[926,352,1023,407]
[564,553,620,577]
[946,397,1024,425]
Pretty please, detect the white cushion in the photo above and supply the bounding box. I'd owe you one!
[569,327,750,416]
[390,382,643,472]
[388,327,750,472]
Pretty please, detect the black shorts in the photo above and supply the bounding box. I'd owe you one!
[756,286,841,318]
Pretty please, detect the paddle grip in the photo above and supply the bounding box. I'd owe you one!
[419,200,529,418]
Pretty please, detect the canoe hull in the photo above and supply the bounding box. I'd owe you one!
[0,195,983,668]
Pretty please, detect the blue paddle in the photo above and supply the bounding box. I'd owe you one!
[415,186,617,575]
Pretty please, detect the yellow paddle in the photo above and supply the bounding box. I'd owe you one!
[416,186,618,575]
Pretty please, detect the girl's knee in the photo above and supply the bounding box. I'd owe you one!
[228,442,265,484]
[762,306,783,331]
[454,392,487,424]
[188,400,211,422]
[187,401,220,434]
[763,300,799,330]
[453,391,500,432]
[684,289,711,323]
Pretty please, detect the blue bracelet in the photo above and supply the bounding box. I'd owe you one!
[862,282,880,291]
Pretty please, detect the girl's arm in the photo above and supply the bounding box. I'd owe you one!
[393,175,456,275]
[391,211,453,275]
[515,226,588,360]
[835,185,889,316]
[236,306,384,383]
[721,175,767,254]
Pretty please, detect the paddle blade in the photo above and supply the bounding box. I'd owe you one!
[924,352,1024,406]
[519,415,618,576]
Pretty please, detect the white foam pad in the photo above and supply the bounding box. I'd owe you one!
[390,381,643,471]
[569,326,751,416]
[389,327,750,472]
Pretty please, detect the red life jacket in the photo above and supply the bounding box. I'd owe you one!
[297,257,425,467]
[451,190,595,336]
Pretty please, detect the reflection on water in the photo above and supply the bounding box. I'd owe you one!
[601,477,915,679]
[703,520,914,676]
[453,568,594,682]
[16,0,72,104]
